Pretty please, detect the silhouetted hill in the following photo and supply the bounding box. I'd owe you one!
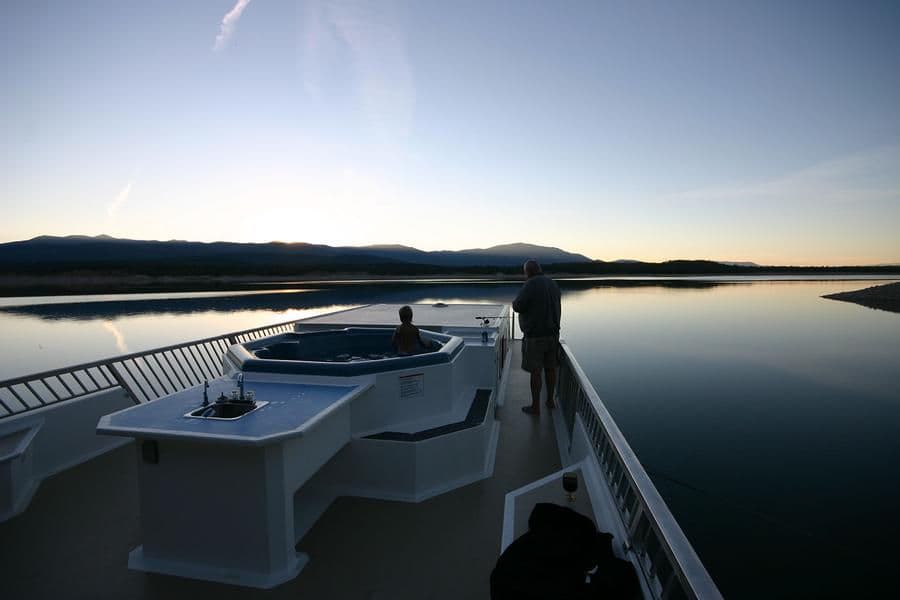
[1,236,897,281]
[0,236,400,273]
[718,261,760,267]
[0,235,591,274]
[341,241,589,267]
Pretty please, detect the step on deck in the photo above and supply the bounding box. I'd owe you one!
[365,388,492,442]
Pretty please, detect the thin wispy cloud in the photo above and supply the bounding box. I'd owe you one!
[107,181,132,218]
[213,0,253,52]
[300,1,415,147]
[662,145,900,208]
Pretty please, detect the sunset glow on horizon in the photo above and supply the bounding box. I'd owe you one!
[3,1,899,266]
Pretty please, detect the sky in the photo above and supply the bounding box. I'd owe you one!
[2,0,899,265]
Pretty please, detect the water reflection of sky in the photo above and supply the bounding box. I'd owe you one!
[1,279,896,380]
[0,279,898,596]
[560,279,900,597]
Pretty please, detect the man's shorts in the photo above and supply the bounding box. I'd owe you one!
[521,336,560,373]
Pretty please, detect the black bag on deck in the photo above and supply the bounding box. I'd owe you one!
[490,503,614,600]
[588,556,641,599]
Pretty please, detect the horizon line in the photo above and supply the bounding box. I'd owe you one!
[2,233,899,269]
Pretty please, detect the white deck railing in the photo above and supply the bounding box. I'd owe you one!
[0,318,303,419]
[557,341,723,600]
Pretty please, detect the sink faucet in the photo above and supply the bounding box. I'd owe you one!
[479,317,490,343]
[237,373,245,400]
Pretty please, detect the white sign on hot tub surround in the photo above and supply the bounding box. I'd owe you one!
[399,374,424,401]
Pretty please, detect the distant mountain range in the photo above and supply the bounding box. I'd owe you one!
[0,236,896,279]
[615,258,759,267]
[350,241,591,267]
[0,235,591,273]
[716,261,760,267]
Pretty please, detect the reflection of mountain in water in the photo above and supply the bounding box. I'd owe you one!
[1,280,724,321]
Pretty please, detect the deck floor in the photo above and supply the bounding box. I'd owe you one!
[0,340,562,599]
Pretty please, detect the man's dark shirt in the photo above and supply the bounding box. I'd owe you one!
[513,274,561,338]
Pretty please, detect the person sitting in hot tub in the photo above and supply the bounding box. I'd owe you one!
[392,305,433,355]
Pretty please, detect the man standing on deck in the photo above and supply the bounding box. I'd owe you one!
[513,259,561,416]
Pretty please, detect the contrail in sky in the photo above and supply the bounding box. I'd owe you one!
[107,181,132,217]
[214,0,252,51]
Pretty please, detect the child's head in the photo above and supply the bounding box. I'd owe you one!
[398,305,413,324]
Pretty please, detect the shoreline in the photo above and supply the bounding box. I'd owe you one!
[822,282,900,314]
[1,272,899,299]
[0,273,517,298]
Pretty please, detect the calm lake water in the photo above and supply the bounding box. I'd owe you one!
[2,277,899,598]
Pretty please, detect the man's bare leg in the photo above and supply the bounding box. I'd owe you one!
[529,370,542,413]
[545,367,557,409]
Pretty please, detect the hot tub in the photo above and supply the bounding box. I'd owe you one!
[225,328,464,377]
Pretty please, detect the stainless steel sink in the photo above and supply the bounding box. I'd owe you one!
[185,400,268,420]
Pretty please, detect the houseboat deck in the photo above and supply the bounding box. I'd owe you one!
[1,340,562,600]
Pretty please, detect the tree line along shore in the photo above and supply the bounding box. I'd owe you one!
[1,266,899,298]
